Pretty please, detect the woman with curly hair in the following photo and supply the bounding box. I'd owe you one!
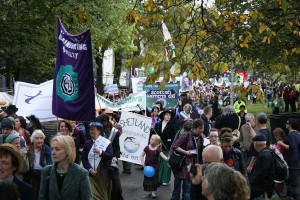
[202,162,250,200]
[219,127,246,177]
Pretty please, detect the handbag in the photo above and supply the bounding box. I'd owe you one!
[168,133,190,171]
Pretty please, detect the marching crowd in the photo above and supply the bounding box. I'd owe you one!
[0,83,299,200]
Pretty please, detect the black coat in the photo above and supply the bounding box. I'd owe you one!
[155,121,176,151]
[250,147,276,198]
[215,113,240,131]
[200,114,211,137]
[13,176,35,200]
[232,148,247,177]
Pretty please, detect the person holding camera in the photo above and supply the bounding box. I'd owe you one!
[238,113,259,166]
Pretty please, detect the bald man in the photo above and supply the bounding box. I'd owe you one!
[190,145,224,200]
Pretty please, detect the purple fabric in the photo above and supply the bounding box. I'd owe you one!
[144,145,162,171]
[52,19,95,121]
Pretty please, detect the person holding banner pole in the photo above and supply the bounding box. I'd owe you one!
[82,122,113,200]
[155,109,176,186]
[96,114,124,200]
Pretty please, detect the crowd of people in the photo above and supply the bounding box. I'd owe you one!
[0,82,299,200]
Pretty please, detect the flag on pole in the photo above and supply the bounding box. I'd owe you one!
[52,19,95,121]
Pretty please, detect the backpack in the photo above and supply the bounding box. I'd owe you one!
[268,149,289,181]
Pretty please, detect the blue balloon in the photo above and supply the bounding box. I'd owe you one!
[144,166,155,178]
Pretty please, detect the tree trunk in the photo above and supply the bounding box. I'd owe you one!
[95,49,105,95]
[114,54,122,85]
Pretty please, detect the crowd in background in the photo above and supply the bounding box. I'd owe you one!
[0,81,299,200]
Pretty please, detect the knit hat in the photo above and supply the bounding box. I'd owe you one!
[5,134,20,144]
[1,118,13,129]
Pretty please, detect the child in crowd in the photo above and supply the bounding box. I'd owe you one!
[273,128,286,154]
[140,134,168,199]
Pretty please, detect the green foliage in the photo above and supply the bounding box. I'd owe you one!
[124,0,300,86]
[0,0,137,84]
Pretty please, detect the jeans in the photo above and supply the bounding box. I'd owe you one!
[172,177,191,200]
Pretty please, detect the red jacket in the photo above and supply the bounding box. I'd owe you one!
[283,89,290,101]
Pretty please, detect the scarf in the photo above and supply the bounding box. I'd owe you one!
[88,135,111,170]
[223,147,235,167]
[28,145,47,170]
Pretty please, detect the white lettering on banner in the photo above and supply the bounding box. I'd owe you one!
[95,91,146,112]
[58,33,87,50]
[119,111,151,165]
[62,46,78,59]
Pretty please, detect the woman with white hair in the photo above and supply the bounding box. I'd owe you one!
[179,104,198,128]
[24,129,52,200]
[202,162,250,200]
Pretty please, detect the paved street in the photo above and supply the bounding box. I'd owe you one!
[120,164,174,200]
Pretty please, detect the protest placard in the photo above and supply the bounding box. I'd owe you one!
[118,111,152,165]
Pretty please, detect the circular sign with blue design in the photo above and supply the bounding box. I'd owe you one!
[56,65,78,102]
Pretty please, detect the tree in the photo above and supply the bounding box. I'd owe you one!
[124,0,300,87]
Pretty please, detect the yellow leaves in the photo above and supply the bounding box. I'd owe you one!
[224,21,233,31]
[291,48,300,54]
[239,15,249,23]
[259,22,268,34]
[270,64,289,73]
[124,10,141,25]
[162,0,173,7]
[197,30,207,38]
[250,10,259,21]
[293,30,300,36]
[211,20,217,27]
[222,11,229,16]
[277,0,288,12]
[144,0,157,12]
[262,36,270,44]
[213,62,229,74]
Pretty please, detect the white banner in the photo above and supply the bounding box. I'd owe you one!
[132,77,146,93]
[14,80,58,122]
[95,91,146,112]
[104,84,118,94]
[118,111,151,165]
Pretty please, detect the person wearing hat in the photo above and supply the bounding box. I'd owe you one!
[82,121,113,200]
[26,115,43,135]
[0,143,35,200]
[0,118,14,145]
[155,109,176,186]
[4,105,18,118]
[249,134,276,199]
[5,134,28,181]
[277,118,300,199]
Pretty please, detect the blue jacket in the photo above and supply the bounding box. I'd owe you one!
[13,176,35,200]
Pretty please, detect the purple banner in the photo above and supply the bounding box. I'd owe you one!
[52,19,95,121]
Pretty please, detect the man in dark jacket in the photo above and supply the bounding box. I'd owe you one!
[250,134,276,199]
[200,106,212,137]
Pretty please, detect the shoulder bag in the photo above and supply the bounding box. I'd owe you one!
[168,133,190,171]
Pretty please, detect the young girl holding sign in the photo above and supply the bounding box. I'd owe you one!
[140,134,168,199]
